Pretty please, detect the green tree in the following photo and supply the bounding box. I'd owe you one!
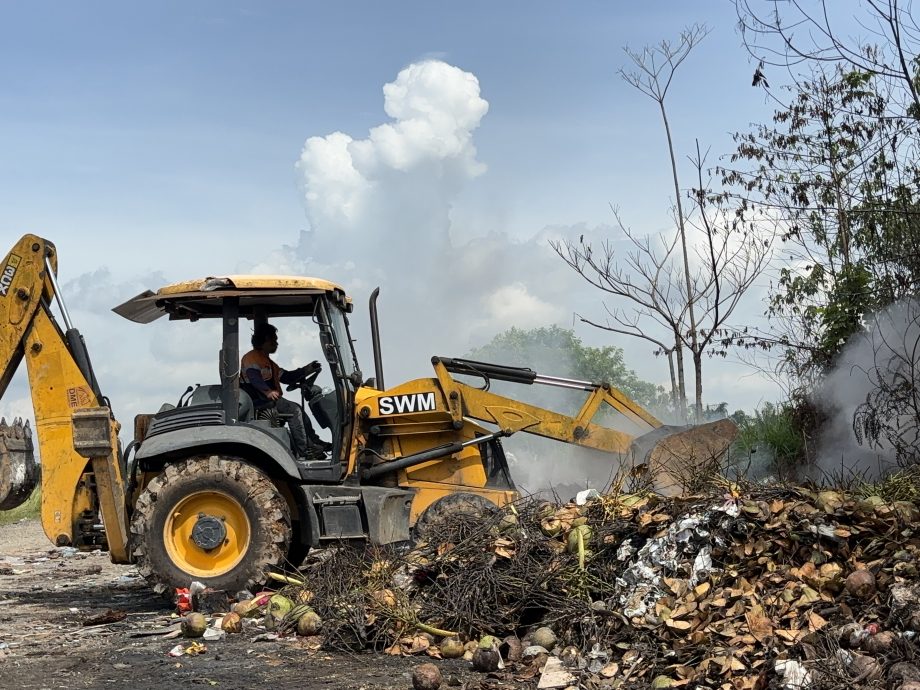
[721,66,920,386]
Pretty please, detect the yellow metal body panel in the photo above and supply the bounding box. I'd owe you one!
[156,275,347,295]
[354,360,669,521]
[25,307,129,560]
[0,235,129,562]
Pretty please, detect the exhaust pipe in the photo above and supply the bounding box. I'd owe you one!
[369,287,384,390]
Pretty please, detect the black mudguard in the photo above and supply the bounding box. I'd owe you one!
[135,424,302,482]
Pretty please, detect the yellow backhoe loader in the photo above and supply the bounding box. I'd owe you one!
[0,234,737,595]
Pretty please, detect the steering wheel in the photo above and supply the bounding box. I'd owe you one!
[285,361,322,392]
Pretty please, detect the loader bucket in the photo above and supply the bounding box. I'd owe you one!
[0,417,39,510]
[628,418,738,496]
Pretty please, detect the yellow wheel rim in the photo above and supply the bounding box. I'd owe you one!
[163,490,251,578]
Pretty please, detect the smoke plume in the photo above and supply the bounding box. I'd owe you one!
[815,298,920,480]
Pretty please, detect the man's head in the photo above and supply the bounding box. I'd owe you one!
[252,323,279,353]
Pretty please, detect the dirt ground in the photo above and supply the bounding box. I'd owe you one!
[0,520,485,690]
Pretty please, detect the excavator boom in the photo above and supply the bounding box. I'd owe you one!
[431,358,737,494]
[0,235,128,559]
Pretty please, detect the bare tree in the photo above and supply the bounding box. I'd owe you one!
[552,208,690,415]
[683,142,772,414]
[735,0,920,116]
[617,24,709,419]
[552,146,770,422]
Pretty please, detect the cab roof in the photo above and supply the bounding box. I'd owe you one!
[113,275,352,324]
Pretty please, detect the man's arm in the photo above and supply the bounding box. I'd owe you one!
[244,366,280,401]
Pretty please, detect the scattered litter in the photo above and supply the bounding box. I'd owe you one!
[202,626,225,641]
[192,587,230,615]
[574,489,600,505]
[537,657,576,689]
[776,659,812,689]
[251,632,280,642]
[168,641,206,657]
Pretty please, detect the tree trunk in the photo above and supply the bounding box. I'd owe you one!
[660,100,702,422]
[667,349,678,411]
[673,334,688,423]
[693,350,703,424]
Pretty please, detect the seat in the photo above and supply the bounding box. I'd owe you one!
[186,385,254,422]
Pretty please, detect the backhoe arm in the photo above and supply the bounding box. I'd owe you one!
[0,235,129,560]
[431,357,662,454]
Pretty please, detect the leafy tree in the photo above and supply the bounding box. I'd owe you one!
[465,325,664,409]
[721,66,920,386]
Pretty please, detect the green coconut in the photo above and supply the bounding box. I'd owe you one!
[472,636,501,672]
[566,525,593,553]
[181,612,208,638]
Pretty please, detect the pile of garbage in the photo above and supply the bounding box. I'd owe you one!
[178,478,920,689]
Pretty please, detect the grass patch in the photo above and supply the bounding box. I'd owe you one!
[0,488,40,526]
[732,402,805,474]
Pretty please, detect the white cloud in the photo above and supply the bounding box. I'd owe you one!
[295,59,488,261]
[481,282,566,331]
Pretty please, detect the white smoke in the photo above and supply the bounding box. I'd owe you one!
[815,299,920,480]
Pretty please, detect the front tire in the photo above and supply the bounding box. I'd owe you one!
[130,456,291,596]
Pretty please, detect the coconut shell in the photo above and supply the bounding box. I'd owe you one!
[220,612,242,634]
[888,662,920,686]
[500,635,522,662]
[412,663,442,690]
[529,626,557,650]
[181,612,207,638]
[296,610,323,636]
[439,636,465,659]
[560,645,581,667]
[862,630,897,655]
[472,646,501,672]
[231,598,263,618]
[848,652,883,682]
[540,517,563,537]
[845,569,876,599]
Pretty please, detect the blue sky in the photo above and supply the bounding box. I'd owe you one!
[0,1,789,419]
[0,2,773,258]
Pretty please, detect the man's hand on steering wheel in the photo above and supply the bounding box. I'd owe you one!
[286,361,322,391]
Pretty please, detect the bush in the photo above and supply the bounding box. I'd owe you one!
[731,402,806,477]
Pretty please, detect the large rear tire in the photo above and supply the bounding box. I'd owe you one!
[130,456,291,596]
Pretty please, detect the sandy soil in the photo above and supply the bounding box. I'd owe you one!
[0,520,485,690]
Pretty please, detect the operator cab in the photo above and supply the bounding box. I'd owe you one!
[114,275,362,483]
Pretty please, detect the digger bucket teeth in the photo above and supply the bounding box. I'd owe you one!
[0,417,39,510]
